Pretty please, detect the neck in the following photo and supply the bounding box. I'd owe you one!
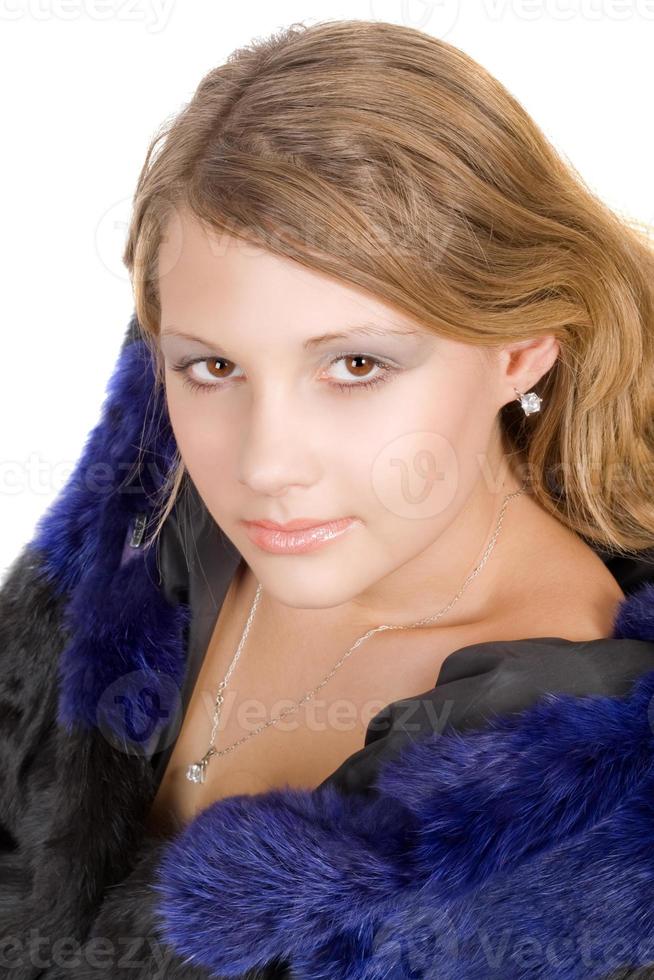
[345,469,528,631]
[254,464,530,637]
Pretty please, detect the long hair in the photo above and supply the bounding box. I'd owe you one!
[122,18,654,553]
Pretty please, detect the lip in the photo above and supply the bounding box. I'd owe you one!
[241,517,360,555]
[245,517,348,531]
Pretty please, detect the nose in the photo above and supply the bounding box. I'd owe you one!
[237,388,319,496]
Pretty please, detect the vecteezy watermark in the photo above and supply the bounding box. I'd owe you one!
[369,913,654,975]
[370,431,459,520]
[0,0,176,33]
[0,928,180,977]
[96,669,458,755]
[463,925,654,973]
[0,453,77,496]
[96,669,184,756]
[0,455,170,498]
[370,900,459,976]
[95,195,133,283]
[2,896,652,975]
[478,0,654,21]
[191,687,457,737]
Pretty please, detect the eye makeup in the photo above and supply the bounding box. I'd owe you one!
[168,351,401,396]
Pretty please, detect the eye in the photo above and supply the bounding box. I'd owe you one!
[168,353,398,394]
[169,356,240,393]
[326,354,397,393]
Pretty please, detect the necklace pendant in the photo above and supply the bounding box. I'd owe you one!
[186,761,207,784]
[186,746,217,784]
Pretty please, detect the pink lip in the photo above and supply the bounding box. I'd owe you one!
[241,517,360,554]
[246,517,347,531]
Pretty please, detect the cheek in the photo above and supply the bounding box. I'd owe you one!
[165,393,235,494]
[363,384,492,527]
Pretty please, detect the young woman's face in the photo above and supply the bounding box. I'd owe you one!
[158,208,517,625]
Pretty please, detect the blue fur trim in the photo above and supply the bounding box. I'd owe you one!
[149,667,654,978]
[30,320,189,741]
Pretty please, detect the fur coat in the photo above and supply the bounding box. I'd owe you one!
[3,313,654,980]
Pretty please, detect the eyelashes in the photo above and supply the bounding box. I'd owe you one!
[168,353,399,396]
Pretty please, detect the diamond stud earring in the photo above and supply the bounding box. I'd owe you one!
[514,387,542,416]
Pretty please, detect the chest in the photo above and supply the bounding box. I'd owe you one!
[143,568,467,837]
[144,553,624,839]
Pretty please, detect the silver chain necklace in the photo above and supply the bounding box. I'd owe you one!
[186,479,528,784]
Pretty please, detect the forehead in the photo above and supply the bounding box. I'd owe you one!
[157,207,425,342]
[156,208,494,376]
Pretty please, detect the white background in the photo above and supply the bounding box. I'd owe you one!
[1,0,653,581]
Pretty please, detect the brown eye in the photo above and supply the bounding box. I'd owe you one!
[171,355,243,393]
[203,357,231,378]
[343,355,376,378]
[326,353,397,393]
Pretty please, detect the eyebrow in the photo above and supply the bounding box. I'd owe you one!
[161,322,421,350]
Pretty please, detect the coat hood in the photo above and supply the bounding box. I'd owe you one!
[24,313,654,978]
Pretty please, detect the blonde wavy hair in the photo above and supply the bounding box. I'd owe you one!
[122,18,654,555]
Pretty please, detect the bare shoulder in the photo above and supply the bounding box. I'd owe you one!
[493,492,626,642]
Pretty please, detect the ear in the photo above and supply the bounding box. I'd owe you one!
[490,335,560,408]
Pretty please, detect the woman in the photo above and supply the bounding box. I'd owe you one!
[2,17,654,980]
